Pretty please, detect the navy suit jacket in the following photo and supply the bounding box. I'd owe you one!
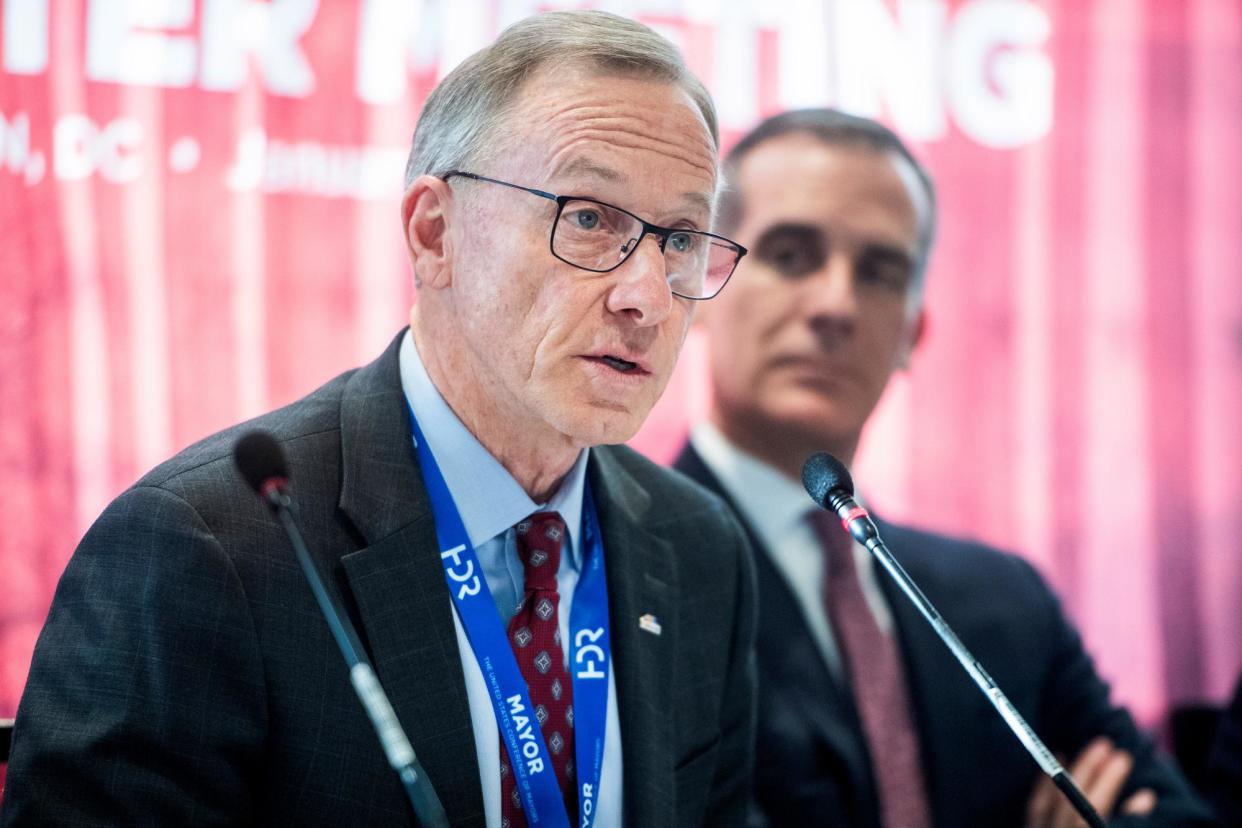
[674,443,1211,827]
[0,333,758,827]
[1205,677,1242,825]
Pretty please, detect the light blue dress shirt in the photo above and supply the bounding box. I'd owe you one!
[399,330,624,827]
[690,421,894,684]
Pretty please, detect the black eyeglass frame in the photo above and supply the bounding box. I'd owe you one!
[440,170,747,300]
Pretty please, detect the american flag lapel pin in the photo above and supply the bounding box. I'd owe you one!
[638,613,662,636]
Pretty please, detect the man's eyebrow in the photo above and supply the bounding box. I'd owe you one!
[555,157,713,218]
[754,221,822,240]
[681,190,713,215]
[754,225,914,266]
[865,244,915,268]
[556,158,624,183]
[745,219,824,245]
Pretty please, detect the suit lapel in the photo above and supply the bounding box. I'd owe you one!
[750,552,872,781]
[672,444,876,811]
[335,333,485,825]
[589,448,677,828]
[673,446,849,703]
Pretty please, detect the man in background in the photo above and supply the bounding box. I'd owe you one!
[3,12,756,826]
[1205,676,1242,824]
[675,108,1210,827]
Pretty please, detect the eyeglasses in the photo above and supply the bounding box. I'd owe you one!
[441,171,746,300]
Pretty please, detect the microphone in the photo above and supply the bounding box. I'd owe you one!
[233,431,449,828]
[802,452,1106,828]
[234,431,290,506]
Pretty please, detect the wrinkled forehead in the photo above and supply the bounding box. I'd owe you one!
[495,65,720,221]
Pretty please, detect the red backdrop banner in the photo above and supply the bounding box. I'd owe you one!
[2,0,1240,733]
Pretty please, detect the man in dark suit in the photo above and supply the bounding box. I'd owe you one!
[2,12,756,827]
[1205,676,1242,824]
[674,108,1211,827]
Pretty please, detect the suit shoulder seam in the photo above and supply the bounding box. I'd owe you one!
[146,426,342,488]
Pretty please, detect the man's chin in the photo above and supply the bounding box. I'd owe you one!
[764,406,860,450]
[551,402,647,449]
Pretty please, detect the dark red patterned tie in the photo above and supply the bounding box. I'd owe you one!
[499,512,576,828]
[811,511,931,828]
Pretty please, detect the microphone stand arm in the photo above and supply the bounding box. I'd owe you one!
[267,490,450,828]
[827,498,1106,828]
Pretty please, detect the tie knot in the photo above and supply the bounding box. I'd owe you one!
[808,509,855,578]
[515,511,566,591]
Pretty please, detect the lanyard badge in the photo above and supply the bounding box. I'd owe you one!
[408,407,612,827]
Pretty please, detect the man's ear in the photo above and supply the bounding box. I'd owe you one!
[401,175,454,290]
[896,308,928,370]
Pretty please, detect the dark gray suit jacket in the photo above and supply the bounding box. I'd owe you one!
[0,333,758,827]
[675,443,1212,828]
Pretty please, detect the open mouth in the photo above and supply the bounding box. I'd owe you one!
[600,355,639,373]
[586,354,643,374]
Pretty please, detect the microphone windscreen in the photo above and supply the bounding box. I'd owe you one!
[233,430,289,494]
[801,452,854,507]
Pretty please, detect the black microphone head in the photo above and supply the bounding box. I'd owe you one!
[233,430,289,496]
[801,452,854,508]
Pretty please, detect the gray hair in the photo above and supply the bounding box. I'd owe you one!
[404,10,718,187]
[718,108,937,294]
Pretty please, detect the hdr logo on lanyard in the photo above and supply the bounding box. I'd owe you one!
[575,628,606,679]
[409,406,612,828]
[440,544,481,599]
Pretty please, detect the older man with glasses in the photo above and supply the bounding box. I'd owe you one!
[1,12,756,828]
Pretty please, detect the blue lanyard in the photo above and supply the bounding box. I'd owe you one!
[407,408,612,828]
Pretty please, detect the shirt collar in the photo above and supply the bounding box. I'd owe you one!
[398,329,587,569]
[689,421,815,552]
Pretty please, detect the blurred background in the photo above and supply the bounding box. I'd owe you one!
[1,0,1239,762]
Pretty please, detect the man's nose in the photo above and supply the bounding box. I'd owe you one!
[804,254,860,322]
[605,234,673,326]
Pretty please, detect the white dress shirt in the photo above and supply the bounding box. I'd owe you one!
[400,330,624,827]
[689,422,895,682]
